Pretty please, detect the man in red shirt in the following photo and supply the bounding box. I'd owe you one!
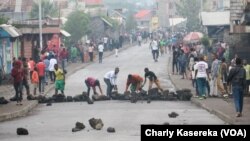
[36,59,46,94]
[11,61,24,105]
[85,77,103,97]
[59,47,68,71]
[125,74,143,93]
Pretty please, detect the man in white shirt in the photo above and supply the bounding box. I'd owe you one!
[48,55,57,83]
[98,42,104,63]
[194,56,210,100]
[104,67,119,98]
[150,39,159,62]
[103,37,108,50]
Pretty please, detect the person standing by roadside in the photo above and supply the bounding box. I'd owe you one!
[22,57,31,98]
[88,43,95,62]
[210,53,220,97]
[179,50,188,79]
[243,59,250,96]
[59,46,68,70]
[194,56,210,100]
[11,61,23,105]
[54,64,65,95]
[36,59,46,94]
[172,46,179,75]
[227,57,246,117]
[70,46,77,63]
[28,58,35,80]
[221,58,229,95]
[49,55,57,83]
[31,67,39,95]
[98,42,104,63]
[104,67,119,98]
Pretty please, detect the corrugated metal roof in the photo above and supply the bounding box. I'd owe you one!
[201,11,230,26]
[19,27,61,34]
[169,18,186,26]
[101,17,113,27]
[134,10,151,19]
[0,24,21,37]
[60,30,71,37]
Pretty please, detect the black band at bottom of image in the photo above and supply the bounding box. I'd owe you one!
[141,125,249,141]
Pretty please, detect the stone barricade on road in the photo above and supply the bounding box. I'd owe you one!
[176,88,193,101]
[8,88,192,105]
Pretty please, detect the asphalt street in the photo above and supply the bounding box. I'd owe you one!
[0,43,226,141]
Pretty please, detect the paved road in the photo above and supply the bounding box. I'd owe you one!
[0,43,226,141]
[62,43,175,96]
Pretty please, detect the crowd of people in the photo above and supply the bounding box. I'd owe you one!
[170,36,249,117]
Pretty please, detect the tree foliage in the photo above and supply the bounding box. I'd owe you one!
[64,10,90,44]
[201,36,210,47]
[126,12,137,32]
[30,0,59,18]
[176,0,202,32]
[0,14,9,24]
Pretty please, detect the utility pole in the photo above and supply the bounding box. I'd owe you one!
[39,0,43,51]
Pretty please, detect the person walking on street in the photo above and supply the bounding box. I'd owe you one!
[172,46,179,74]
[243,59,250,96]
[125,74,143,93]
[31,67,39,95]
[36,59,46,94]
[150,38,159,62]
[98,42,104,63]
[49,55,57,83]
[28,58,35,80]
[85,77,103,97]
[142,68,164,93]
[88,43,95,62]
[54,64,65,95]
[194,56,210,100]
[22,58,31,97]
[11,61,23,105]
[227,57,246,117]
[104,67,119,98]
[59,46,68,70]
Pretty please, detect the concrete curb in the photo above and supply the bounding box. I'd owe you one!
[0,100,38,122]
[190,98,233,124]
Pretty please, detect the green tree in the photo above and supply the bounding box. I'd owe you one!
[126,12,137,32]
[0,15,8,24]
[30,0,59,18]
[176,0,202,32]
[64,10,90,44]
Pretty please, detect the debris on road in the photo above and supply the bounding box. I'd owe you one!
[17,128,29,135]
[168,112,179,118]
[176,89,193,101]
[66,96,73,102]
[107,127,115,133]
[163,122,170,125]
[52,94,66,102]
[72,122,85,132]
[46,102,52,106]
[0,97,8,104]
[73,94,86,102]
[89,118,104,130]
[92,95,110,101]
